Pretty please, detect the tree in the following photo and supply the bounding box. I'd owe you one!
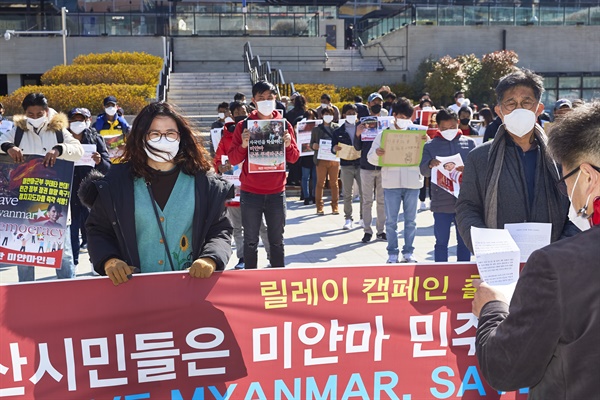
[468,50,519,107]
[411,57,436,100]
[424,55,477,107]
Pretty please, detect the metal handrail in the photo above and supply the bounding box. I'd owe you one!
[244,41,295,100]
[156,39,172,102]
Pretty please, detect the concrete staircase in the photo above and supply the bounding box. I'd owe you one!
[167,72,253,133]
[324,49,382,72]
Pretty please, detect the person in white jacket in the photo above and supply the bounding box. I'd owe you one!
[367,98,427,264]
[0,92,84,281]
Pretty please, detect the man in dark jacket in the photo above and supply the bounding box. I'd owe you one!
[94,96,130,160]
[67,107,111,266]
[456,68,577,252]
[472,102,600,399]
[332,104,362,230]
[420,108,475,262]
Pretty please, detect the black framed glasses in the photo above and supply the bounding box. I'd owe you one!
[147,130,180,142]
[556,164,600,196]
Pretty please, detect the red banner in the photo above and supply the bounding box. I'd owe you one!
[0,264,528,399]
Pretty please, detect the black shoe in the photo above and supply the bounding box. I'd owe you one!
[304,198,310,205]
[376,232,387,241]
[361,233,372,243]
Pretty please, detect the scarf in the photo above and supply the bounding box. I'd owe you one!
[484,124,567,242]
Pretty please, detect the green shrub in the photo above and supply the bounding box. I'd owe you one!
[42,64,161,86]
[73,51,163,68]
[0,84,154,116]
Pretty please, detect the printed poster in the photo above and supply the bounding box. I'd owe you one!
[359,116,381,142]
[98,128,125,160]
[0,155,74,269]
[247,119,286,173]
[379,130,427,167]
[210,128,223,154]
[220,155,241,207]
[431,153,464,197]
[316,139,340,162]
[295,119,322,156]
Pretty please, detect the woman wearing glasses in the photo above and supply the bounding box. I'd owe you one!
[80,102,233,285]
[471,102,600,399]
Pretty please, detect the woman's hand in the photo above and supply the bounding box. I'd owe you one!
[104,258,137,286]
[188,258,216,278]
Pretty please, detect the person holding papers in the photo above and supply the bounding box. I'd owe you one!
[67,107,111,267]
[367,98,425,263]
[456,68,579,252]
[227,81,299,269]
[420,108,475,262]
[310,106,340,216]
[472,101,600,399]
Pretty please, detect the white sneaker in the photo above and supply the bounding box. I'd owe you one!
[401,253,418,263]
[356,219,365,228]
[343,219,353,230]
[419,201,428,211]
[386,255,399,264]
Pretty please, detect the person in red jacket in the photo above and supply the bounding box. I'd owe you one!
[227,81,300,269]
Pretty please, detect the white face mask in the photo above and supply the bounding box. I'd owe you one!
[440,128,460,141]
[256,100,275,116]
[28,115,48,129]
[105,107,117,116]
[145,138,180,163]
[323,115,334,124]
[69,121,87,134]
[503,108,537,138]
[421,107,433,112]
[568,170,592,231]
[224,116,234,124]
[321,103,329,110]
[345,115,357,124]
[218,112,225,120]
[85,120,91,129]
[395,118,412,129]
[456,98,465,105]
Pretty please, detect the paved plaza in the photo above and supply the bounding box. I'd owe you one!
[0,192,465,284]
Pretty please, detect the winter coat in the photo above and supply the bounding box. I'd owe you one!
[0,110,84,162]
[419,134,476,213]
[331,123,360,167]
[71,128,111,209]
[79,163,234,275]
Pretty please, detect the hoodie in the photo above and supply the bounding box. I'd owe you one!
[214,121,236,172]
[0,109,83,162]
[227,110,300,195]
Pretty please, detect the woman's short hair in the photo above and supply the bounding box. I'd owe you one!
[122,102,211,180]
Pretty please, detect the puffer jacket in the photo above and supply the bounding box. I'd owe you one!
[0,109,83,161]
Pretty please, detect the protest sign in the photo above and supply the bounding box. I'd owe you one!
[359,116,380,142]
[247,119,286,173]
[74,144,96,167]
[431,154,464,198]
[0,156,74,269]
[295,120,321,156]
[0,264,528,399]
[210,128,223,153]
[336,143,361,161]
[317,139,339,162]
[98,128,124,160]
[379,130,427,167]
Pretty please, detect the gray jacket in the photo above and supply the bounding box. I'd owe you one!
[419,135,476,214]
[476,225,600,399]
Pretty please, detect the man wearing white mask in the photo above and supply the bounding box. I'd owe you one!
[448,91,467,114]
[367,98,427,263]
[228,81,300,269]
[67,108,111,267]
[420,108,475,262]
[94,95,130,160]
[316,93,341,123]
[0,92,84,281]
[456,68,579,253]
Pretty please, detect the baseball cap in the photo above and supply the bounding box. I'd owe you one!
[103,96,118,106]
[554,99,572,110]
[367,92,383,103]
[68,107,91,119]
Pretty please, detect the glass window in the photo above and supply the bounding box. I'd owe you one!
[541,89,557,109]
[582,89,600,101]
[558,89,581,100]
[543,76,558,89]
[559,76,581,89]
[583,77,600,88]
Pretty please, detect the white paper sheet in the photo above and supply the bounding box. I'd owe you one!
[74,144,97,167]
[471,227,521,300]
[317,139,340,162]
[504,222,552,263]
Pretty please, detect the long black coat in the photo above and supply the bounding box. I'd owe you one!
[79,163,233,275]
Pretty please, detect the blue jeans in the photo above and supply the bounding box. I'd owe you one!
[433,212,471,262]
[301,166,316,199]
[241,191,286,269]
[18,226,76,281]
[384,188,419,256]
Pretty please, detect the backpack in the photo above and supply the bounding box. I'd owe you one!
[14,127,63,148]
